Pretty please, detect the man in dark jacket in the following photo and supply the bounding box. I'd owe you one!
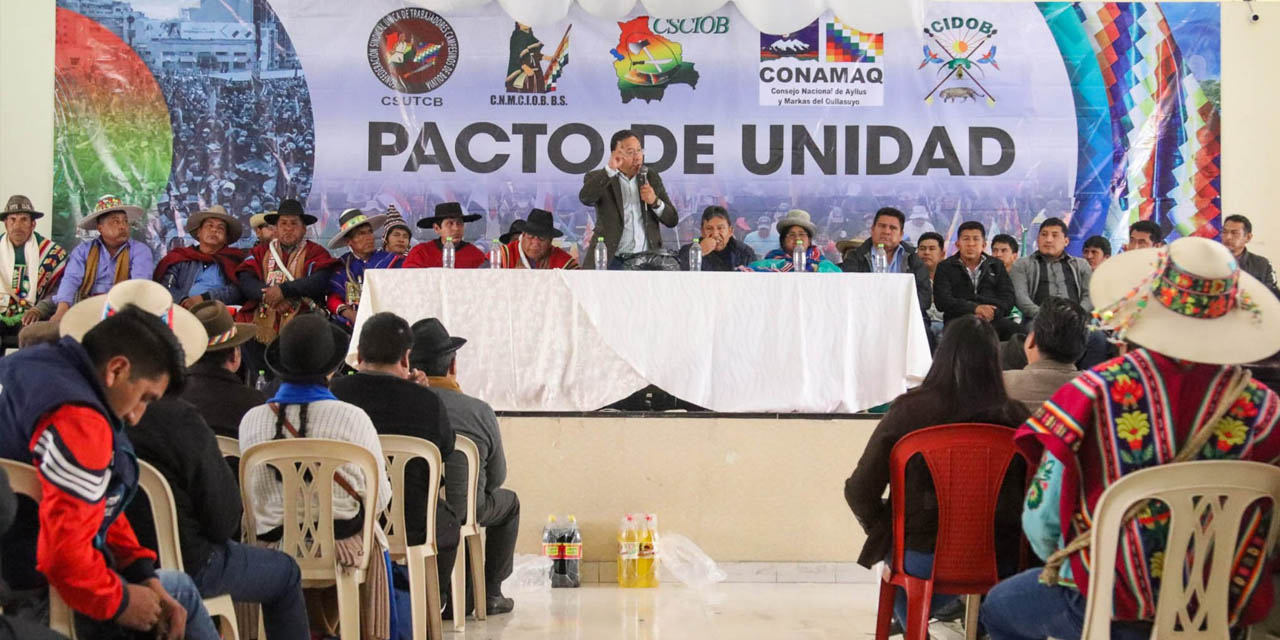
[841,207,932,321]
[180,300,267,438]
[579,129,678,269]
[1221,214,1280,300]
[677,205,757,271]
[933,221,1020,339]
[331,312,461,596]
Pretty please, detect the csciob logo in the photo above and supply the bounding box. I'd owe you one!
[649,16,730,35]
[610,17,699,104]
[367,8,459,94]
[919,16,1000,105]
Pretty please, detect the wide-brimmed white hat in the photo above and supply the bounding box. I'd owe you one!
[775,209,816,237]
[327,208,387,249]
[60,280,208,366]
[1091,236,1280,364]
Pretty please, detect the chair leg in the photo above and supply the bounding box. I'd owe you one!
[451,543,467,631]
[407,558,428,640]
[424,555,444,640]
[335,576,362,640]
[903,577,932,640]
[874,579,897,640]
[468,534,487,621]
[963,594,981,640]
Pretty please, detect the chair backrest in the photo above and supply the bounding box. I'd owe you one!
[378,435,443,555]
[1081,461,1280,639]
[888,423,1026,592]
[215,435,240,461]
[238,438,381,580]
[454,435,480,528]
[0,459,76,639]
[134,460,185,572]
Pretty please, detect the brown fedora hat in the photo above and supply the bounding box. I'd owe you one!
[189,299,257,351]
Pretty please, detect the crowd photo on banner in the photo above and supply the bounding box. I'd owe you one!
[4,0,1280,639]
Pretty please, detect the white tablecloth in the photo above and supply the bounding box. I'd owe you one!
[348,270,931,413]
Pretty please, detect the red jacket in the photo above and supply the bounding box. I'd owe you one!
[498,240,579,269]
[403,239,487,269]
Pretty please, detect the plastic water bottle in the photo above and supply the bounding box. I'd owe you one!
[442,237,456,269]
[688,238,703,272]
[561,515,582,588]
[254,369,269,393]
[594,237,608,270]
[872,243,888,273]
[636,513,660,588]
[489,239,502,269]
[617,515,639,587]
[792,240,807,272]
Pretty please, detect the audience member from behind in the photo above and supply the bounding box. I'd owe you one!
[238,313,394,633]
[932,221,1020,339]
[980,237,1280,639]
[182,300,267,438]
[1124,219,1163,251]
[0,466,70,640]
[0,280,220,639]
[1010,217,1093,320]
[1082,235,1111,270]
[990,233,1019,274]
[845,316,1029,633]
[330,312,461,596]
[410,318,518,617]
[1220,214,1279,298]
[678,206,757,271]
[747,210,840,272]
[126,308,308,639]
[1002,297,1088,411]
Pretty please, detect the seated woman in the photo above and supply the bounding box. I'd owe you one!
[239,313,393,635]
[844,316,1030,632]
[746,209,840,272]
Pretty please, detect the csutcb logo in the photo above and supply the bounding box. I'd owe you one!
[367,8,459,94]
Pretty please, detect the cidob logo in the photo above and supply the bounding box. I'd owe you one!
[368,8,459,94]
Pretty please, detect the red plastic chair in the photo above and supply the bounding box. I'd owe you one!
[873,423,1029,640]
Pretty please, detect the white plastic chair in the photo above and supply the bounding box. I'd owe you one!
[0,459,76,639]
[135,460,239,640]
[378,435,445,640]
[1081,461,1280,639]
[215,435,240,461]
[450,435,487,631]
[238,439,382,640]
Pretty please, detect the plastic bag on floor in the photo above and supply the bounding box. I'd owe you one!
[661,532,726,589]
[502,553,553,595]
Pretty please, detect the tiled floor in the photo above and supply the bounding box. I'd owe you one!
[453,582,898,639]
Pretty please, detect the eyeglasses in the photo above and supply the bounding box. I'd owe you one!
[619,148,644,158]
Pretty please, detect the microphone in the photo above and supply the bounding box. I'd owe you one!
[637,165,648,187]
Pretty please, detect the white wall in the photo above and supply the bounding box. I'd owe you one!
[2,1,1276,252]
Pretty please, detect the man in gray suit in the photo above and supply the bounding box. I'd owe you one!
[578,129,678,269]
[1002,297,1088,411]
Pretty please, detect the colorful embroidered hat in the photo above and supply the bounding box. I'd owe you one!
[327,208,387,249]
[1091,236,1280,364]
[60,280,208,366]
[77,194,144,231]
[381,204,412,245]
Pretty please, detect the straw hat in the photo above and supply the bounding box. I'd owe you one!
[250,212,273,230]
[327,208,387,249]
[77,195,144,231]
[186,205,244,244]
[59,280,208,366]
[1091,236,1280,364]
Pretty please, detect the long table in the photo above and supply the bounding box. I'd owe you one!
[347,269,931,413]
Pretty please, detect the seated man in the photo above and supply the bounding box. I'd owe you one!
[236,199,339,374]
[1010,217,1093,320]
[981,237,1280,638]
[331,312,460,608]
[404,202,486,268]
[1082,235,1111,270]
[916,231,946,345]
[181,301,267,437]
[125,304,307,640]
[250,212,275,247]
[495,209,578,269]
[842,207,932,321]
[380,205,414,257]
[1124,218,1163,250]
[933,221,1019,339]
[0,281,219,639]
[1220,214,1279,299]
[677,205,757,271]
[50,195,153,324]
[326,208,403,328]
[990,233,1019,275]
[154,205,245,308]
[0,196,67,347]
[410,319,518,617]
[1001,297,1088,411]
